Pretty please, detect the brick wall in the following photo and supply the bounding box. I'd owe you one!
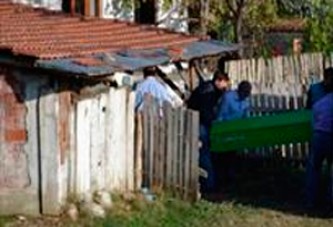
[0,67,30,189]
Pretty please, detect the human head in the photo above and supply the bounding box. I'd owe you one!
[213,70,230,91]
[237,80,252,100]
[143,66,156,78]
[323,67,333,91]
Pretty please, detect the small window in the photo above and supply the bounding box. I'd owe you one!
[62,0,100,16]
[62,0,83,14]
[135,0,156,24]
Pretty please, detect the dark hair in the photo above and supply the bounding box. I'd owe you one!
[324,67,333,80]
[238,80,252,91]
[238,80,252,101]
[143,67,156,77]
[213,70,229,82]
[324,67,333,91]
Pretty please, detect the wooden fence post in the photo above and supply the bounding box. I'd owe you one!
[138,98,200,201]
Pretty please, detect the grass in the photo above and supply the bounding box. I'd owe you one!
[2,159,333,227]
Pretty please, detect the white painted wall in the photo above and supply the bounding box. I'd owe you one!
[101,0,188,32]
[102,0,134,20]
[13,0,188,32]
[36,86,136,214]
[157,0,188,33]
[12,0,62,10]
[72,88,136,196]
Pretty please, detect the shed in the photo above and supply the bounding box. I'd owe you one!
[265,18,306,56]
[0,1,238,215]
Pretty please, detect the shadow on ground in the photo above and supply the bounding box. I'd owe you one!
[205,157,333,219]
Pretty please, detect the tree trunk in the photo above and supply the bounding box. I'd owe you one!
[234,9,244,57]
[199,0,210,35]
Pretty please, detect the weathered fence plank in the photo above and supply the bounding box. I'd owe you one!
[126,91,135,191]
[226,53,324,164]
[39,92,62,215]
[106,88,129,191]
[165,103,173,189]
[138,99,200,201]
[134,113,143,190]
[190,111,200,200]
[75,98,92,195]
[69,87,136,196]
[90,95,105,192]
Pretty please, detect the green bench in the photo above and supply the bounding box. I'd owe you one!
[210,110,312,153]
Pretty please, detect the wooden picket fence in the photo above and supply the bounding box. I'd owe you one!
[135,97,200,201]
[225,53,326,166]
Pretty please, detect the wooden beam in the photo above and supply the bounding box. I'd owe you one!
[70,0,75,15]
[155,67,185,99]
[188,60,195,91]
[96,0,102,17]
[84,0,90,16]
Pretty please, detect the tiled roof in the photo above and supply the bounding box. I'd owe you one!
[266,18,306,32]
[0,1,200,60]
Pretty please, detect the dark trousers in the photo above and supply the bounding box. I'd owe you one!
[305,131,333,208]
[212,151,237,191]
[199,124,216,193]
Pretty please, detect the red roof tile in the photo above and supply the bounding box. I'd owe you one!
[266,18,306,32]
[0,1,201,60]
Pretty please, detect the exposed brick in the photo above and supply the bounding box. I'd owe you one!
[2,93,17,105]
[0,144,30,188]
[4,115,25,130]
[0,68,30,190]
[58,91,72,164]
[5,129,27,143]
[5,105,26,116]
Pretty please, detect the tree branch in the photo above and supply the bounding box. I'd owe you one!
[156,1,183,25]
[225,0,238,16]
[157,16,199,25]
[236,0,246,16]
[236,0,246,9]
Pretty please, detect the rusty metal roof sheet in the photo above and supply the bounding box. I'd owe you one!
[36,40,240,75]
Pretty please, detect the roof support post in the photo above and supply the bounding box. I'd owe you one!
[96,0,102,17]
[188,60,195,91]
[84,0,90,16]
[70,0,75,15]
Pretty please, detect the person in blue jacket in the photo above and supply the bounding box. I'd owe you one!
[305,76,333,211]
[214,80,252,191]
[306,67,333,109]
[135,67,172,112]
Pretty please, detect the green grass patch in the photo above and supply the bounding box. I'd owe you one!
[71,194,333,227]
[3,163,333,226]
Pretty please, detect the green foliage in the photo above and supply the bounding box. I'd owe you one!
[244,0,277,29]
[206,0,277,56]
[161,0,173,11]
[304,1,333,55]
[113,0,333,56]
[122,0,134,10]
[276,0,313,17]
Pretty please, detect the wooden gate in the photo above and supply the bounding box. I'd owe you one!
[135,98,200,201]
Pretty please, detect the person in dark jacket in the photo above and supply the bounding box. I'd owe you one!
[187,71,230,193]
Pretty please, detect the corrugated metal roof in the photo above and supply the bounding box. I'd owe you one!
[36,40,240,75]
